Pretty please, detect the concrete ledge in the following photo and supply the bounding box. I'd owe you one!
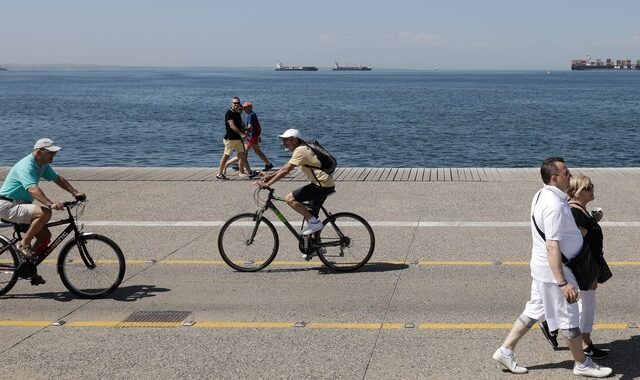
[2,167,640,182]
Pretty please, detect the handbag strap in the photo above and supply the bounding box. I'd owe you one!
[532,190,569,264]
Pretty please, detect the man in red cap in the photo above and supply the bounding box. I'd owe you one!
[225,101,274,173]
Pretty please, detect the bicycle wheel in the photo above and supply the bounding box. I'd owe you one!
[218,213,279,272]
[58,234,126,298]
[316,212,375,272]
[0,238,19,296]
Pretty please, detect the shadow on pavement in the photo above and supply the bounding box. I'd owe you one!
[318,262,410,274]
[0,284,170,302]
[526,334,640,379]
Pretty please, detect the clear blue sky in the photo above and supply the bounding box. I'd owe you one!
[2,0,639,70]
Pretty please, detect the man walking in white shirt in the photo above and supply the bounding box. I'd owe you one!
[492,157,612,378]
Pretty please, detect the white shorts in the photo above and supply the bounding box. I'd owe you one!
[522,276,580,332]
[0,199,35,225]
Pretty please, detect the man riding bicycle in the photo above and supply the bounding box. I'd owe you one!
[0,139,85,274]
[257,129,335,236]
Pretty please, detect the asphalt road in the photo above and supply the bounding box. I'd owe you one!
[1,171,639,379]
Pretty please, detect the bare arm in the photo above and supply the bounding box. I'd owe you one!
[547,239,579,303]
[261,163,296,188]
[27,185,55,208]
[228,119,246,138]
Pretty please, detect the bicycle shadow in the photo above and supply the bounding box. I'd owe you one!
[1,284,170,302]
[526,334,640,379]
[262,262,409,274]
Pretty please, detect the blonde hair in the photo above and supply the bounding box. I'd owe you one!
[568,174,592,199]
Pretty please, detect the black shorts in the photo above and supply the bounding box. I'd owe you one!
[292,184,335,217]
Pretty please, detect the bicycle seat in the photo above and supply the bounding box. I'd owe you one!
[0,219,30,232]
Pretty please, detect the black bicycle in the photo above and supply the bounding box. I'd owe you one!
[0,200,126,298]
[217,188,375,272]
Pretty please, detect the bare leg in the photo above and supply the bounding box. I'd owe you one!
[225,156,239,170]
[500,319,530,350]
[238,151,252,174]
[21,206,51,248]
[285,193,314,221]
[218,154,230,175]
[252,145,271,166]
[567,336,587,363]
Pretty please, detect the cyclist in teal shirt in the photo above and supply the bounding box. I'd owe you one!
[0,139,85,273]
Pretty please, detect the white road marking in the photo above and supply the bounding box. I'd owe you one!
[80,221,640,227]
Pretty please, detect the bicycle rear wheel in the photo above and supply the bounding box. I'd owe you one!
[58,234,126,298]
[0,238,19,296]
[218,213,279,272]
[316,212,375,272]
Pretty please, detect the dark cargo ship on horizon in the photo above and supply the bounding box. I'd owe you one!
[572,56,640,71]
[275,62,318,71]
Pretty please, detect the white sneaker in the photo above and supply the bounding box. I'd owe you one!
[16,243,34,260]
[302,246,326,261]
[301,220,323,236]
[573,357,613,378]
[493,348,528,374]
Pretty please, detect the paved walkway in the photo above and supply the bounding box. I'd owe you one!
[1,167,639,379]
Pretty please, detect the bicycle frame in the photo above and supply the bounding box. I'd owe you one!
[1,203,94,269]
[251,189,346,250]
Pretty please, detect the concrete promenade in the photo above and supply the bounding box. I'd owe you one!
[1,167,639,379]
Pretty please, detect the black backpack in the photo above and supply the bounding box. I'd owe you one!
[304,139,337,175]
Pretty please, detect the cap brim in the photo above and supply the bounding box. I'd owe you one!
[43,146,61,152]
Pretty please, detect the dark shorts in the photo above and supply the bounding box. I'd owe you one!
[292,183,335,217]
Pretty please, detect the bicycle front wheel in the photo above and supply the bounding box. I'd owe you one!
[317,212,375,272]
[218,213,279,272]
[0,238,19,296]
[58,234,126,298]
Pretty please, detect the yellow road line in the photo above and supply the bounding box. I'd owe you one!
[8,259,640,266]
[1,320,635,330]
[194,322,293,328]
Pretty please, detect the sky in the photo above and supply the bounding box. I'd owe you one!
[2,0,640,70]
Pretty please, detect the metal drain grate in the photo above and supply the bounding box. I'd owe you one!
[117,311,191,328]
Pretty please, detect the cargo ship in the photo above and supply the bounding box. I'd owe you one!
[571,56,640,71]
[332,61,372,71]
[275,62,318,71]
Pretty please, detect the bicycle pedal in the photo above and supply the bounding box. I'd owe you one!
[30,275,46,286]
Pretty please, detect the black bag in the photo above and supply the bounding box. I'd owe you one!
[561,242,600,291]
[532,191,600,291]
[597,256,613,284]
[304,139,337,175]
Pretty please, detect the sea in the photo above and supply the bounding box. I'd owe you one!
[1,69,639,168]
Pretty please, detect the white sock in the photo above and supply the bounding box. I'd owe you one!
[309,217,320,224]
[576,357,591,368]
[499,347,513,356]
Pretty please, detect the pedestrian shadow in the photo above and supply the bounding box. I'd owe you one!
[526,334,640,379]
[0,284,170,302]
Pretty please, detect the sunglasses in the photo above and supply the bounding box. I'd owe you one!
[232,101,241,105]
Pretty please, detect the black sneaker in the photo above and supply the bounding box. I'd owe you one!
[30,274,46,286]
[539,320,559,348]
[263,163,274,171]
[216,173,229,180]
[248,170,260,179]
[231,164,240,171]
[584,343,608,359]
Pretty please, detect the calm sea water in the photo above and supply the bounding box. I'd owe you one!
[1,69,639,168]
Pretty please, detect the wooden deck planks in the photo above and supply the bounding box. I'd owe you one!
[2,167,639,183]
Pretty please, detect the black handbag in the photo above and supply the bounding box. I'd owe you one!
[597,256,613,284]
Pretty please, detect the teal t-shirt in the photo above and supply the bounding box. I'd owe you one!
[0,154,59,202]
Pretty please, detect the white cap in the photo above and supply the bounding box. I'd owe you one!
[278,129,302,139]
[34,138,61,152]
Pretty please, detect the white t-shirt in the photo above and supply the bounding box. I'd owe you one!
[530,185,583,283]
